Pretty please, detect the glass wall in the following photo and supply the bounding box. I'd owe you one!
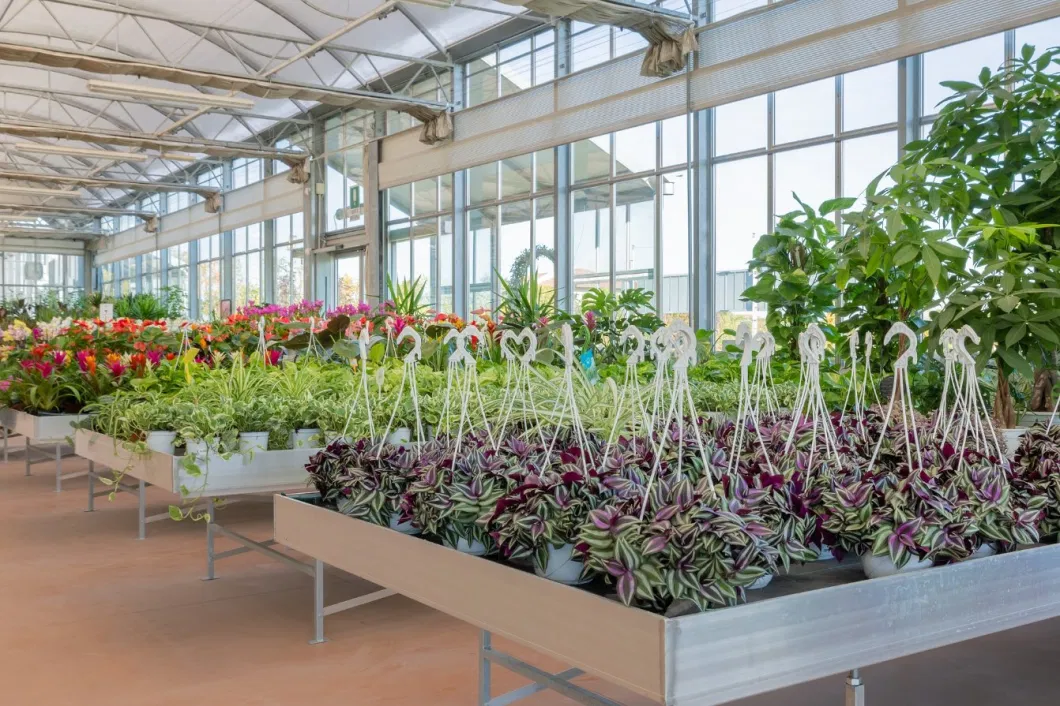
[323,110,373,234]
[197,234,222,320]
[231,158,263,189]
[232,223,264,307]
[141,251,161,296]
[274,213,305,306]
[385,175,454,311]
[1,252,83,302]
[465,28,555,107]
[116,258,137,296]
[166,244,190,315]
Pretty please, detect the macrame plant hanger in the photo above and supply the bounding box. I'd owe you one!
[639,322,718,520]
[728,322,777,478]
[495,327,546,449]
[378,327,425,457]
[544,324,594,476]
[750,330,778,418]
[865,323,923,473]
[949,326,1006,468]
[601,325,652,467]
[840,330,863,429]
[648,326,673,432]
[339,328,376,442]
[935,328,965,444]
[784,324,842,474]
[440,325,495,457]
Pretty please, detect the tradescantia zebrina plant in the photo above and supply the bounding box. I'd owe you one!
[1013,424,1060,541]
[577,474,777,613]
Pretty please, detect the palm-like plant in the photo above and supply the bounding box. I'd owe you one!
[387,275,430,317]
[496,272,556,330]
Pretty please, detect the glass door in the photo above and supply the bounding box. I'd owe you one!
[334,250,365,308]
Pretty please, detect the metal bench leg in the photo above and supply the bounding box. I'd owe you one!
[479,630,492,706]
[86,461,95,511]
[137,479,146,540]
[310,559,326,645]
[54,442,62,492]
[203,497,216,581]
[846,669,865,706]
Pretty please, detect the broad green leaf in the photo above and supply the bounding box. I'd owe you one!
[1001,272,1016,293]
[1005,323,1027,349]
[819,197,856,215]
[923,247,941,286]
[893,244,919,266]
[997,294,1019,313]
[929,240,966,260]
[1042,162,1057,183]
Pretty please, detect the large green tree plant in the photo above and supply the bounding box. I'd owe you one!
[742,196,845,356]
[882,45,1060,425]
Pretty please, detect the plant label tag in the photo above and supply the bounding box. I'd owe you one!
[99,303,114,322]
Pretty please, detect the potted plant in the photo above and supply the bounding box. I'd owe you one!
[232,396,276,453]
[123,395,178,454]
[439,436,524,555]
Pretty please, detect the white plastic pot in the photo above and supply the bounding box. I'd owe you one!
[1018,412,1054,428]
[386,427,412,445]
[534,543,586,585]
[1002,428,1027,460]
[238,431,270,454]
[388,512,419,535]
[184,438,214,457]
[860,552,933,579]
[748,573,774,590]
[447,535,487,556]
[291,428,322,449]
[144,430,176,455]
[814,544,834,561]
[969,543,998,560]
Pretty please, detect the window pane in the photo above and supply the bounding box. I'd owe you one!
[715,95,767,155]
[571,185,611,302]
[466,56,498,107]
[501,153,533,199]
[661,169,689,322]
[388,183,412,221]
[275,246,293,305]
[614,178,655,297]
[439,216,453,313]
[714,156,767,330]
[535,35,555,83]
[775,78,836,144]
[392,240,412,284]
[774,143,835,216]
[842,131,897,208]
[614,27,648,57]
[468,163,498,205]
[572,134,612,183]
[843,62,897,131]
[615,123,656,176]
[923,34,1005,114]
[661,115,688,167]
[439,174,453,211]
[714,0,766,21]
[499,200,533,285]
[413,236,435,307]
[468,207,497,311]
[413,177,439,215]
[535,197,556,294]
[326,159,345,231]
[572,24,611,72]
[535,149,555,193]
[336,255,363,307]
[499,39,533,95]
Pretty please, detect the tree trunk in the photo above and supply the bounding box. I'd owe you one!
[994,370,1017,429]
[1029,367,1058,412]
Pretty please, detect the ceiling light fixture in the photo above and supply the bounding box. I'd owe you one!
[86,79,256,110]
[14,143,148,162]
[0,184,78,197]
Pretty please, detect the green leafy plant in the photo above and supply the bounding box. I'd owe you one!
[387,275,430,317]
[743,197,846,355]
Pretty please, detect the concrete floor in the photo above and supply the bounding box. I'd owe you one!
[2,451,1060,706]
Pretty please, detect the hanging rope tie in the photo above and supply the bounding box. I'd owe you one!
[935,328,964,444]
[378,327,424,456]
[639,322,718,520]
[750,330,778,418]
[340,328,376,442]
[784,324,842,475]
[950,326,1007,467]
[860,331,882,411]
[494,328,546,449]
[601,325,652,467]
[728,322,776,478]
[440,325,495,456]
[866,323,923,473]
[647,326,673,432]
[840,330,866,430]
[544,324,594,476]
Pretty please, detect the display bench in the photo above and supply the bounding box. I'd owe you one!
[0,408,85,491]
[274,492,1060,706]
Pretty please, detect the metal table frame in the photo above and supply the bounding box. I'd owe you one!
[3,424,86,491]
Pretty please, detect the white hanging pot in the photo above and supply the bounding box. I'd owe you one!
[388,512,419,535]
[238,431,270,454]
[860,552,933,579]
[144,430,176,455]
[747,573,774,590]
[387,427,412,445]
[814,544,834,561]
[291,428,322,449]
[446,532,487,556]
[1017,411,1053,428]
[1002,428,1027,460]
[534,543,586,585]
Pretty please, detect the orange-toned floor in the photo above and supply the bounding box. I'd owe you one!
[3,452,1060,706]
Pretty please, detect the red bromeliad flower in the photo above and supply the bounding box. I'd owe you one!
[105,354,126,378]
[267,349,283,366]
[52,350,68,367]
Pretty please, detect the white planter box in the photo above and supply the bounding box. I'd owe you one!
[0,408,81,442]
[75,429,314,497]
[275,494,1060,706]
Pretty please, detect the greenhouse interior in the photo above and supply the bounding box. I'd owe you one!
[4,1,1060,704]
